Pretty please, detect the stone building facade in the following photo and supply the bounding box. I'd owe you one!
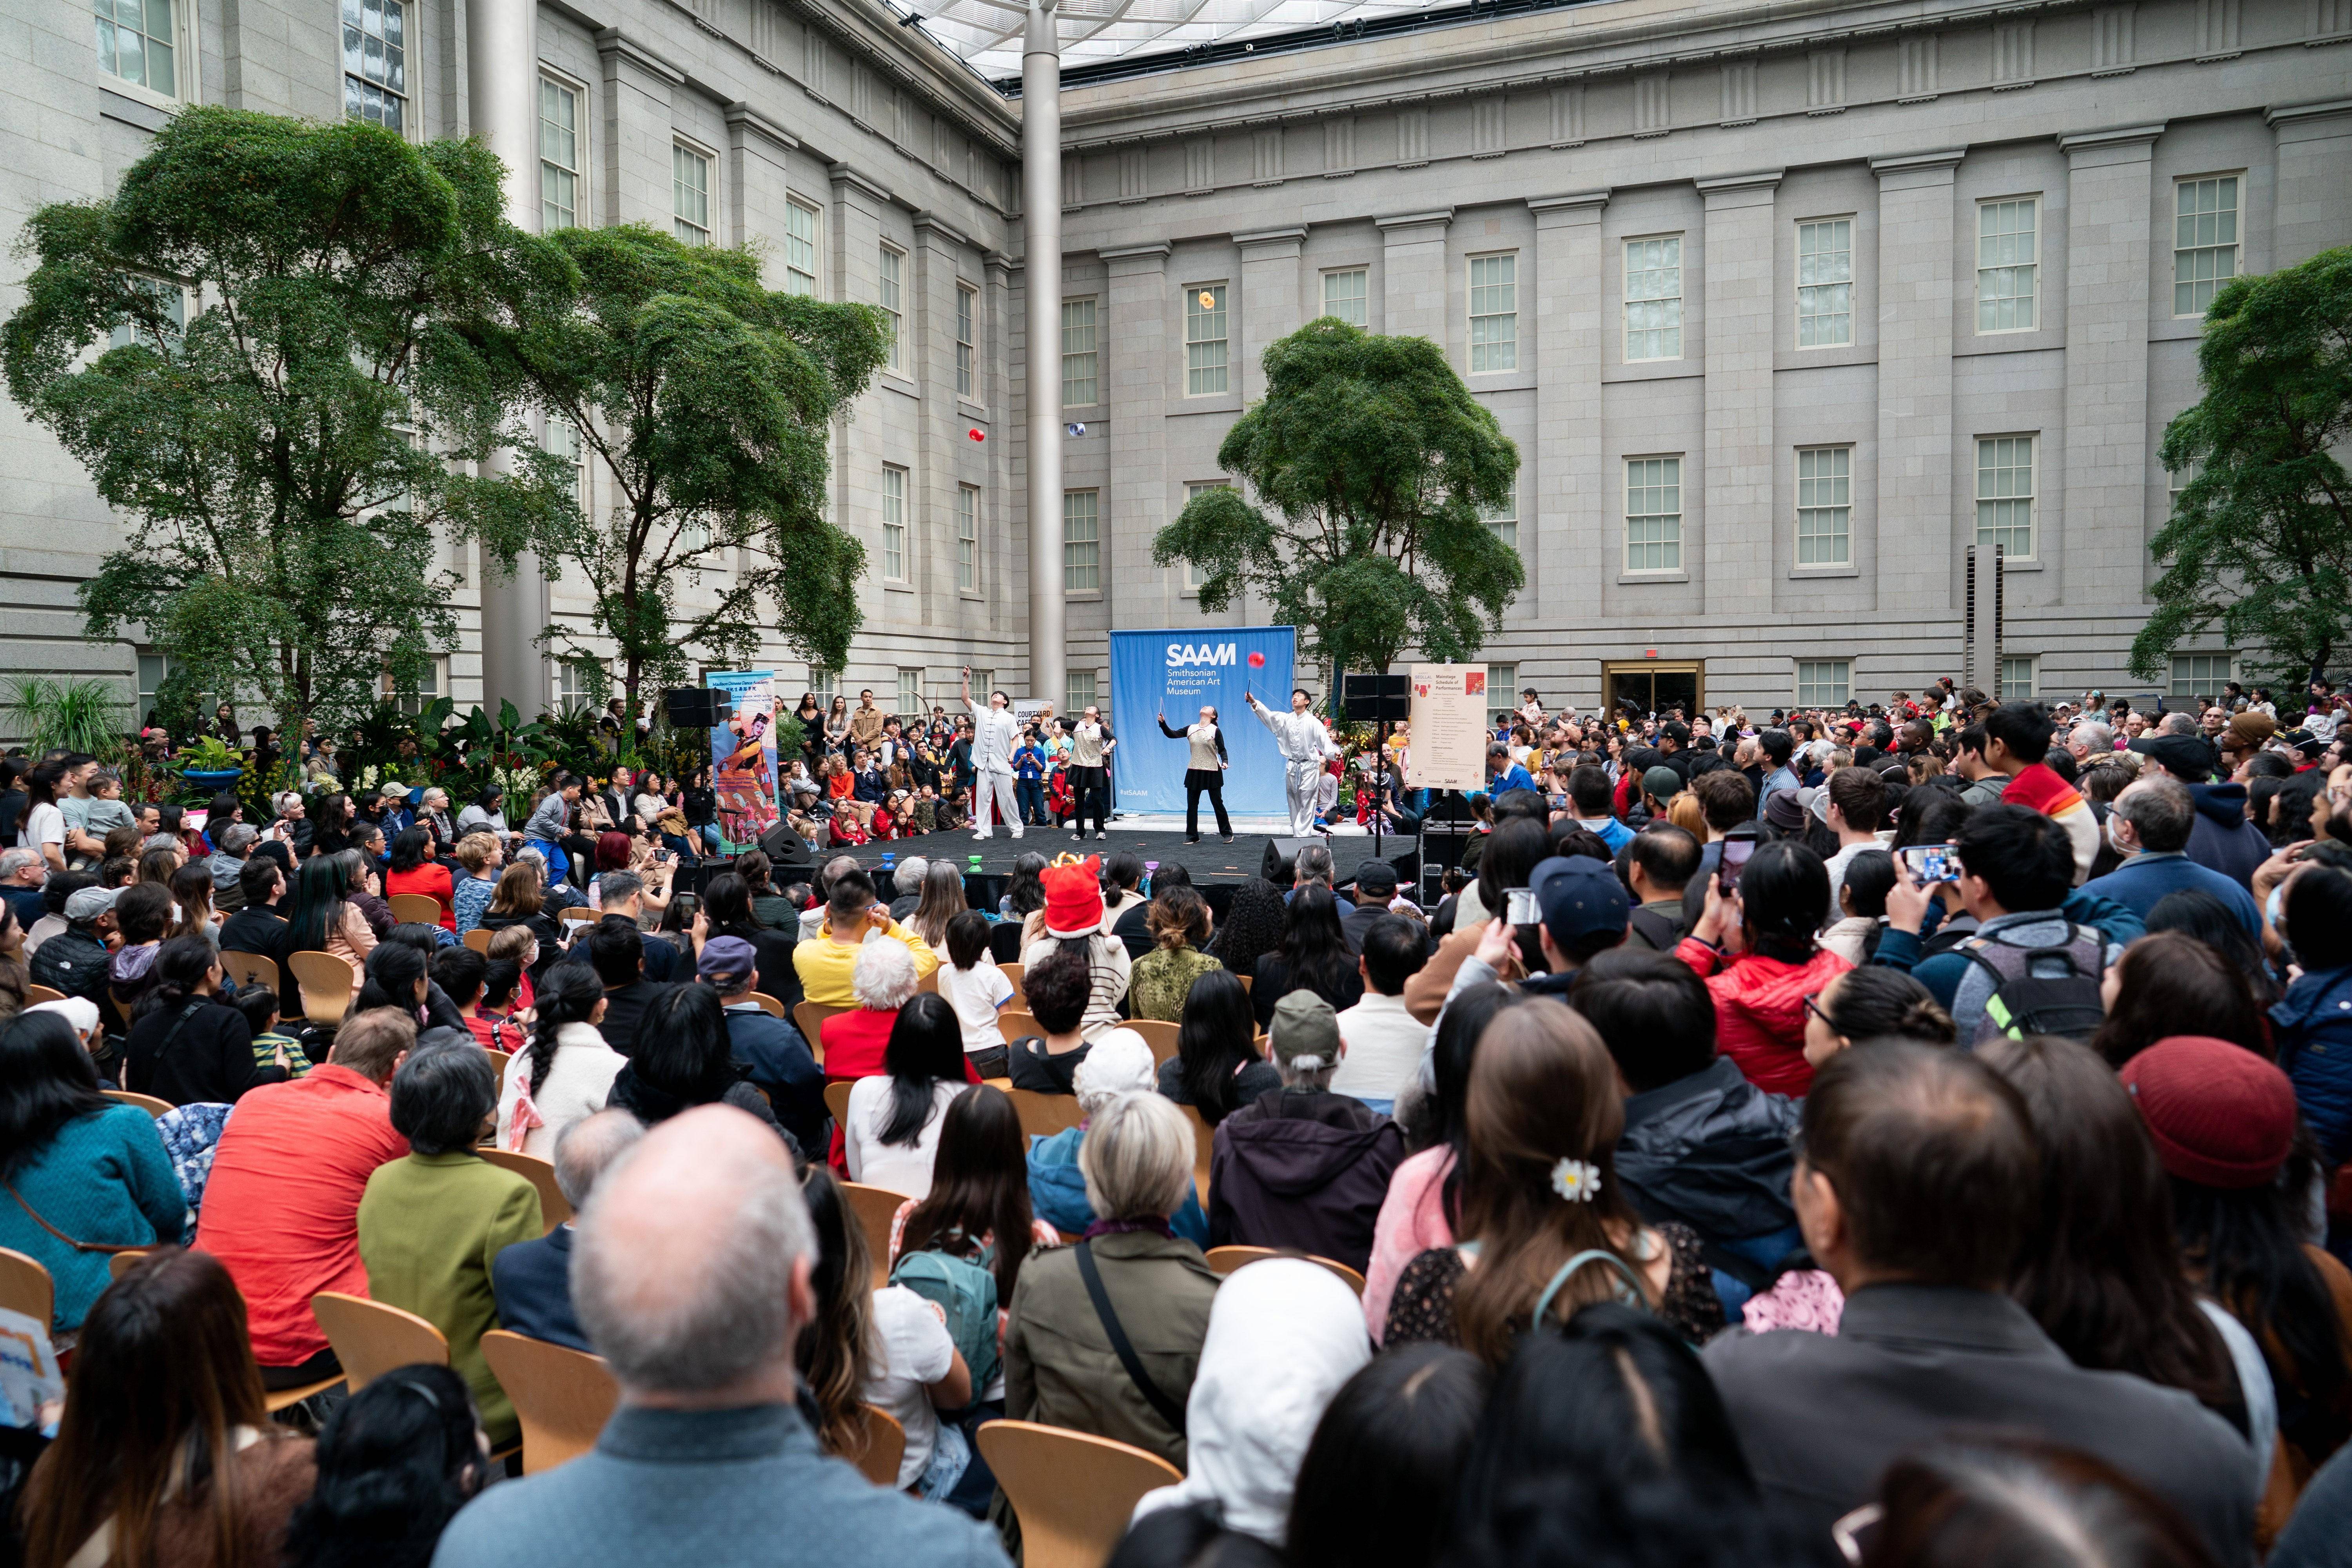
[3,0,2348,730]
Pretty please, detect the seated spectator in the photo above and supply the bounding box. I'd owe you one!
[473,860,561,972]
[1331,915,1432,1106]
[1284,1343,1487,1568]
[1866,1440,2227,1568]
[121,934,291,1106]
[220,855,294,973]
[1340,861,1416,956]
[820,936,978,1121]
[2089,930,2271,1069]
[1250,886,1366,1029]
[495,963,623,1156]
[2272,866,2352,1170]
[936,909,1016,1077]
[28,884,116,1025]
[386,826,457,931]
[450,831,504,936]
[434,1107,1006,1568]
[560,917,671,1057]
[1800,966,1957,1069]
[21,867,94,959]
[1130,1258,1373,1547]
[1102,852,1154,959]
[1020,856,1132,1040]
[890,1082,1058,1289]
[287,855,377,989]
[608,984,790,1146]
[1384,998,1720,1356]
[1028,1031,1207,1244]
[699,871,799,1009]
[1677,840,1849,1094]
[0,1010,184,1334]
[359,1045,545,1449]
[16,1248,316,1568]
[2124,1035,2352,1544]
[1006,947,1097,1094]
[1622,826,1699,952]
[1205,876,1287,981]
[1209,992,1404,1274]
[1700,1041,2258,1558]
[0,846,45,933]
[1129,884,1223,1023]
[1155,968,1280,1128]
[701,936,824,1155]
[491,1109,644,1354]
[793,1167,884,1466]
[2083,776,2264,934]
[795,869,938,1010]
[845,994,971,1196]
[194,1007,413,1388]
[283,1362,492,1568]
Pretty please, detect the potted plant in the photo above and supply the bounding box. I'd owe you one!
[177,735,247,800]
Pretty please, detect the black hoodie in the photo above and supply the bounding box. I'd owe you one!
[2183,780,2272,889]
[1207,1088,1403,1274]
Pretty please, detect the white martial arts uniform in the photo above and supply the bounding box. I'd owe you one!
[966,697,1022,837]
[1250,696,1337,837]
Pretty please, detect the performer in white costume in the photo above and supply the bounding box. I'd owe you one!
[1247,688,1338,837]
[961,666,1022,839]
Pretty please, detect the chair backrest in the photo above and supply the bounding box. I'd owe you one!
[998,961,1025,1004]
[915,968,940,995]
[480,1329,618,1474]
[839,1181,906,1289]
[1235,974,1252,993]
[1178,1103,1214,1208]
[477,1148,572,1231]
[0,1248,54,1329]
[856,1404,907,1488]
[824,1079,855,1130]
[748,991,786,1019]
[558,906,598,926]
[104,1088,175,1118]
[24,984,65,1007]
[217,949,279,994]
[977,1421,1185,1568]
[462,927,494,955]
[310,1291,449,1392]
[1200,1247,1368,1296]
[108,1249,151,1281]
[998,1009,1040,1041]
[1007,1087,1085,1140]
[286,950,356,1027]
[1127,1018,1181,1066]
[484,1049,512,1097]
[794,1002,848,1064]
[388,893,444,926]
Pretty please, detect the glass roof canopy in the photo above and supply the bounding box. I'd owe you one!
[900,0,1444,83]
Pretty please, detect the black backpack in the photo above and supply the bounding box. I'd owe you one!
[1956,924,2109,1042]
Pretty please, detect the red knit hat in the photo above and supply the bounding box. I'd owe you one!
[1041,855,1105,939]
[2120,1036,2298,1190]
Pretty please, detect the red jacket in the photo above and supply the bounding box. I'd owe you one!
[1674,938,1853,1097]
[820,1007,983,1169]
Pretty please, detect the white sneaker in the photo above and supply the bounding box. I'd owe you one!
[973,831,992,840]
[1011,828,1024,838]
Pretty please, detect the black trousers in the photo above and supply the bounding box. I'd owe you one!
[1184,768,1231,838]
[1071,765,1109,833]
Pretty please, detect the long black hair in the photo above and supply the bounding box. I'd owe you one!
[282,1364,489,1568]
[700,871,756,932]
[1275,884,1354,1002]
[1175,969,1259,1127]
[285,855,352,954]
[629,984,738,1105]
[0,1012,109,1178]
[136,933,220,1025]
[1735,840,1829,964]
[526,964,605,1101]
[388,827,431,875]
[1476,818,1550,920]
[1288,1344,1489,1568]
[356,939,429,1018]
[1206,877,1286,978]
[1429,982,1524,1225]
[878,993,964,1147]
[1003,853,1049,918]
[898,1085,1034,1301]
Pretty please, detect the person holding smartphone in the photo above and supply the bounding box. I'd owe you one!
[1674,839,1851,1096]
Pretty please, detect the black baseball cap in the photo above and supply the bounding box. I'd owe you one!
[2128,733,2216,782]
[1529,856,1629,946]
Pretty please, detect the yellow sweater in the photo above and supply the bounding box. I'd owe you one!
[791,918,939,1008]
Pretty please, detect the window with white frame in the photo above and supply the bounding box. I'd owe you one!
[107,277,184,352]
[1796,446,1851,566]
[1468,254,1517,373]
[1976,197,2038,333]
[956,484,979,593]
[880,465,907,580]
[1067,669,1097,714]
[1323,268,1367,328]
[1063,490,1101,592]
[382,654,446,717]
[1796,218,1853,348]
[1999,655,2037,701]
[1185,284,1228,396]
[897,669,922,719]
[2171,653,2235,699]
[97,0,179,96]
[1625,457,1682,572]
[956,284,977,397]
[539,78,581,230]
[809,666,838,706]
[1975,436,2036,560]
[137,652,172,719]
[1624,237,1683,362]
[342,0,407,131]
[555,659,601,712]
[1796,659,1851,706]
[1061,299,1098,406]
[672,143,712,245]
[972,669,995,705]
[543,418,586,513]
[878,247,904,372]
[1486,665,1516,717]
[784,201,820,296]
[1483,477,1518,554]
[1181,483,1226,592]
[2168,461,2198,520]
[2174,176,2240,317]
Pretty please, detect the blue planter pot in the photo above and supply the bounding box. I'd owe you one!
[183,768,245,798]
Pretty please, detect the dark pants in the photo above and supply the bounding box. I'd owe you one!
[261,1346,342,1391]
[1071,765,1108,833]
[1015,779,1046,825]
[1185,775,1231,839]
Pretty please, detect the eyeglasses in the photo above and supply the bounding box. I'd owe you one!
[1802,993,1834,1028]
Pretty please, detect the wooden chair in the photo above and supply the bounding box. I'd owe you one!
[286,950,357,1028]
[481,1329,618,1474]
[462,927,494,955]
[484,1049,512,1098]
[24,984,65,1006]
[998,960,1024,1004]
[1202,1246,1367,1296]
[915,968,940,995]
[0,1248,53,1330]
[824,1080,856,1130]
[1127,1018,1181,1066]
[1007,1087,1085,1140]
[840,1181,906,1288]
[108,1249,149,1281]
[1236,974,1252,993]
[265,1369,348,1414]
[1178,1103,1215,1208]
[747,991,786,1019]
[478,1149,572,1231]
[309,1292,449,1393]
[978,1421,1185,1568]
[557,906,598,926]
[855,1404,907,1487]
[388,893,445,926]
[218,949,279,994]
[794,1002,849,1065]
[998,1009,1040,1042]
[104,1088,174,1118]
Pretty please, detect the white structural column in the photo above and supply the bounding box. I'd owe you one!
[1022,1,1063,706]
[2058,125,2163,608]
[471,0,546,717]
[2265,99,2352,267]
[1868,149,1964,619]
[1695,170,1781,621]
[1236,226,1307,403]
[1375,208,1453,343]
[1102,242,1172,623]
[1528,190,1608,680]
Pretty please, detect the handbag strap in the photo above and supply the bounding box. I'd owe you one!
[1074,1241,1187,1435]
[6,1180,144,1255]
[1530,1247,1652,1332]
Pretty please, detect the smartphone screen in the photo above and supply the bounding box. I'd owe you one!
[1901,842,1961,884]
[1504,886,1539,924]
[1719,837,1756,893]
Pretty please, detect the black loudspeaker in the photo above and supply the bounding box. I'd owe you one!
[758,821,813,866]
[663,687,733,728]
[1262,837,1321,881]
[1342,673,1411,722]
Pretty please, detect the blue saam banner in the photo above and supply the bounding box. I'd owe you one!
[1107,626,1298,818]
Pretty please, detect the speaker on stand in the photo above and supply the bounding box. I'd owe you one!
[662,687,735,729]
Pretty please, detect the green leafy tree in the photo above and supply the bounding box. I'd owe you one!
[1,107,570,742]
[476,224,891,724]
[2132,247,2352,688]
[1151,319,1523,700]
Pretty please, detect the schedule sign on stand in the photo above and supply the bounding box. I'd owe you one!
[1408,664,1490,793]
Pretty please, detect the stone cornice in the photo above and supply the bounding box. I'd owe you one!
[1526,189,1612,212]
[595,27,687,86]
[2056,122,2167,152]
[1374,207,1455,230]
[723,100,800,152]
[2263,96,2352,127]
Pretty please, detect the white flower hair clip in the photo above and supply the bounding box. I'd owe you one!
[1550,1157,1602,1204]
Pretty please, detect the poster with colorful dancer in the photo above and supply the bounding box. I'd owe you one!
[707,671,778,849]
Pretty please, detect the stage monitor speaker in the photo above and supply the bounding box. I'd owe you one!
[758,821,813,866]
[1342,673,1412,722]
[1262,837,1321,880]
[662,687,733,728]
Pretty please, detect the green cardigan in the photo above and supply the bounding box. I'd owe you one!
[358,1152,543,1444]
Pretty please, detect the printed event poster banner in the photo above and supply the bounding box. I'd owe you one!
[1107,626,1298,818]
[706,671,778,849]
[1408,663,1490,793]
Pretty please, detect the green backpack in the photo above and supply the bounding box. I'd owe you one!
[889,1246,1001,1397]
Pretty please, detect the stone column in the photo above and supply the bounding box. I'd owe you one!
[2058,125,2163,607]
[1695,169,1782,620]
[1022,0,1063,707]
[1375,208,1453,344]
[1236,226,1307,402]
[1868,149,1965,619]
[1103,242,1172,631]
[915,212,970,622]
[2265,99,2352,266]
[1528,191,1608,668]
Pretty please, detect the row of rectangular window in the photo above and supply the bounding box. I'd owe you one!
[1796,656,2038,706]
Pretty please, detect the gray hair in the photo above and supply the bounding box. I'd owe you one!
[1293,842,1334,887]
[275,791,304,815]
[895,856,929,896]
[819,854,858,895]
[1078,1091,1194,1222]
[0,848,43,882]
[552,1109,645,1207]
[423,787,449,808]
[219,823,259,855]
[597,869,644,909]
[2158,711,2201,737]
[851,936,920,1011]
[2113,776,2196,853]
[2069,722,2114,754]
